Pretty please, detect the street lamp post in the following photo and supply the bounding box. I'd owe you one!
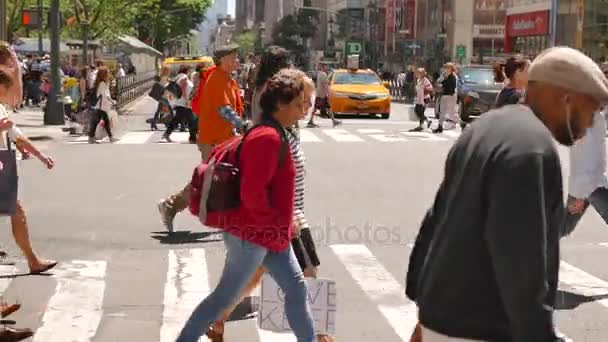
[44,0,64,125]
[0,0,7,42]
[38,0,44,55]
[81,20,89,66]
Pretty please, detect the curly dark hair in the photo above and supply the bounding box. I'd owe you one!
[260,69,307,121]
[255,45,290,88]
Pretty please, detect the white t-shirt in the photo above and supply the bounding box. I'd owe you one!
[316,71,329,98]
[0,104,24,150]
[173,73,193,108]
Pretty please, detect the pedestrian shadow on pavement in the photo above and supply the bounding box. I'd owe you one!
[150,230,223,245]
[555,289,608,310]
[0,272,53,279]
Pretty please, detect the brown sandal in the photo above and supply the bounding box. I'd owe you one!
[205,328,224,342]
[0,303,20,318]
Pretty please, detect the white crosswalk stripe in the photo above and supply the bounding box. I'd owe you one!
[159,249,210,342]
[1,244,605,340]
[64,128,465,145]
[331,244,418,341]
[33,260,106,342]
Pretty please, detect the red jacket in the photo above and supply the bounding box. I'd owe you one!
[205,126,296,252]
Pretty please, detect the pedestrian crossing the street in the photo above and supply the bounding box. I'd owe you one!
[3,242,608,341]
[64,127,465,146]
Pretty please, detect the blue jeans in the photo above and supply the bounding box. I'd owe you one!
[562,187,608,237]
[176,232,316,342]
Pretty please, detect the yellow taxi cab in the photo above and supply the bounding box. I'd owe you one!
[163,56,214,75]
[328,68,391,119]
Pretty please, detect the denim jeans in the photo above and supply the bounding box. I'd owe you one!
[562,187,608,237]
[176,232,316,342]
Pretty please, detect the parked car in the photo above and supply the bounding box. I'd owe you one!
[457,65,503,126]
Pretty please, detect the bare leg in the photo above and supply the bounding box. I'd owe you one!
[11,201,56,273]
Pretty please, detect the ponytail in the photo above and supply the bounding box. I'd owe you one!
[493,62,506,83]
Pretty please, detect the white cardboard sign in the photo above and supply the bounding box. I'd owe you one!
[258,274,337,335]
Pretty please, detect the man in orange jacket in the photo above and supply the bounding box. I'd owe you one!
[157,44,243,233]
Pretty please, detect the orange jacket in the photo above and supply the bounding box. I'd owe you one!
[197,67,242,145]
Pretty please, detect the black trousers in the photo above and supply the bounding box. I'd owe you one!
[165,106,197,141]
[88,109,112,138]
[414,104,426,122]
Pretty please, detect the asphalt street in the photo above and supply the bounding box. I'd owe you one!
[2,97,608,341]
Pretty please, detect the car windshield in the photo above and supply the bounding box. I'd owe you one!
[333,72,381,85]
[460,68,495,85]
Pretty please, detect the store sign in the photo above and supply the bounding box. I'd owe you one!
[506,10,549,37]
[473,25,505,38]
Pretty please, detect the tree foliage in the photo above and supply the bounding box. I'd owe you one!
[133,0,211,52]
[233,31,257,57]
[271,9,319,69]
[62,0,142,41]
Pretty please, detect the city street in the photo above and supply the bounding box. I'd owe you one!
[2,98,608,341]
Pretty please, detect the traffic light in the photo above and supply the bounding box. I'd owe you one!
[21,9,41,28]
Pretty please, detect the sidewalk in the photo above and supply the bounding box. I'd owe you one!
[11,107,64,141]
[10,95,149,141]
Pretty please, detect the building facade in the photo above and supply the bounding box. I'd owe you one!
[235,0,302,44]
[198,0,231,55]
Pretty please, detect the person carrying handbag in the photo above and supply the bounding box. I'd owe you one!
[0,42,57,276]
[88,66,117,144]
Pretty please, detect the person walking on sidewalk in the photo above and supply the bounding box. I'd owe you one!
[157,44,243,233]
[161,65,196,143]
[0,42,57,275]
[176,68,316,342]
[562,108,608,237]
[493,56,530,109]
[406,47,607,341]
[88,66,117,144]
[251,46,291,125]
[308,63,341,128]
[433,63,458,133]
[409,68,433,132]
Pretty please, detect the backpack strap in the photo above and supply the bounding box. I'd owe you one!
[234,118,288,168]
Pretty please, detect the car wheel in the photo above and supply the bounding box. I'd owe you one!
[381,113,390,119]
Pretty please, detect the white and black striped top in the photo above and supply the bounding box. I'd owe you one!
[285,128,309,230]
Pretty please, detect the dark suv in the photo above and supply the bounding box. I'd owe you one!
[458,65,503,125]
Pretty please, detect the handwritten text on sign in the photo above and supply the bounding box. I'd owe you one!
[259,274,337,335]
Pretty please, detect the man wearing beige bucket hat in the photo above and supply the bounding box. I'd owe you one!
[405,46,608,342]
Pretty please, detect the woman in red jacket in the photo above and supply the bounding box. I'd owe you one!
[176,69,316,342]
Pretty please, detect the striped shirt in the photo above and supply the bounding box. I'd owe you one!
[285,127,309,230]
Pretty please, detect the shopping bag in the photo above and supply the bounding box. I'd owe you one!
[258,273,336,335]
[95,121,107,140]
[0,136,18,215]
[108,110,126,138]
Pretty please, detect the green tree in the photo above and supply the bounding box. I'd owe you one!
[271,9,319,69]
[133,0,211,52]
[233,31,257,57]
[63,0,142,41]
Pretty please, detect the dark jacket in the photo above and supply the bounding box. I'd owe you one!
[441,73,457,96]
[406,105,565,342]
[495,87,523,108]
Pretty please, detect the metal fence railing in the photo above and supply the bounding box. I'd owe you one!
[382,78,413,103]
[111,71,157,109]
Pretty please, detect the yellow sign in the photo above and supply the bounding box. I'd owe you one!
[576,0,584,49]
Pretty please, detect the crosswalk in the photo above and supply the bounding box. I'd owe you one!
[64,127,465,146]
[3,241,608,341]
